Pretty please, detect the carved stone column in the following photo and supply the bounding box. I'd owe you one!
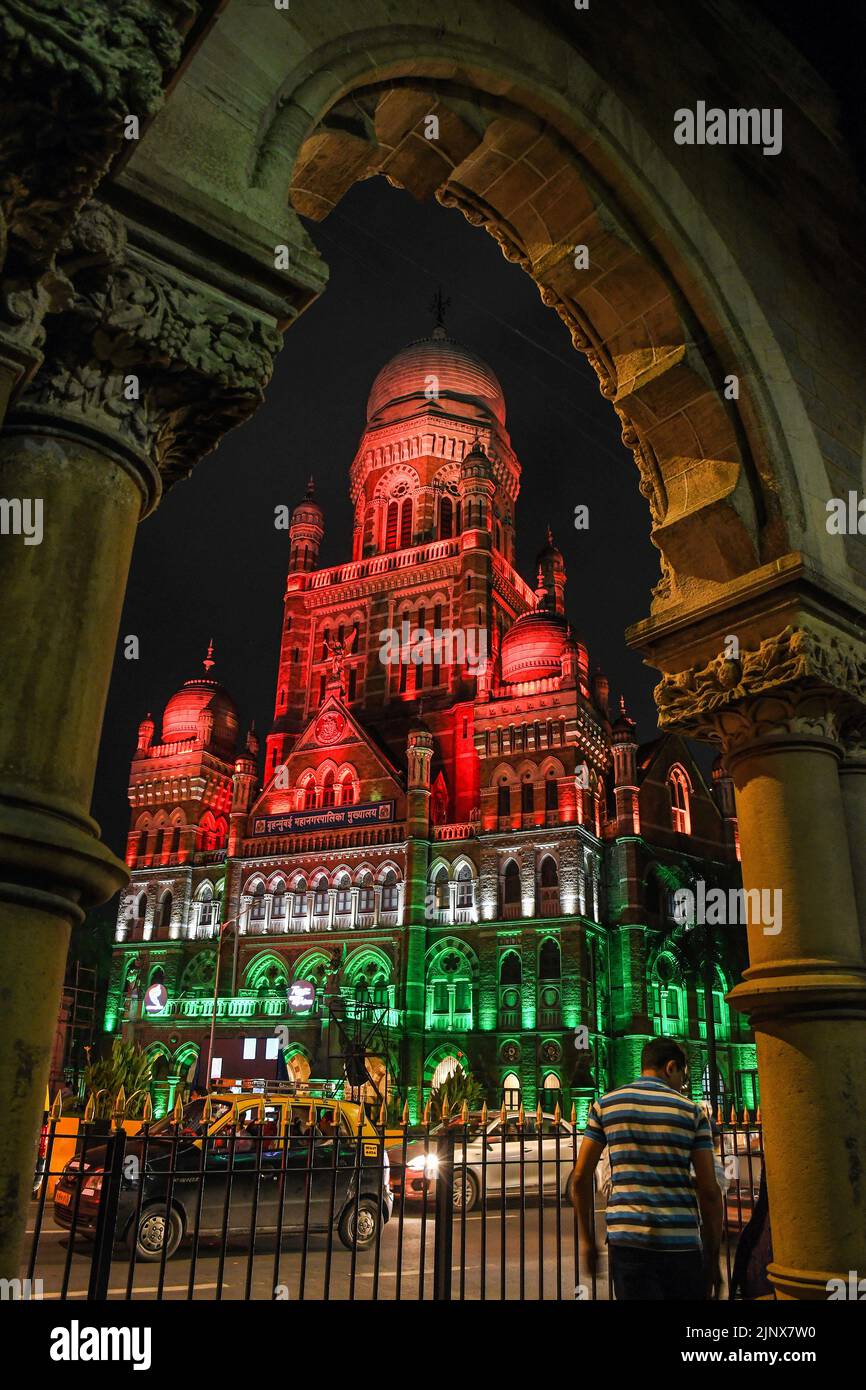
[655,623,866,1298]
[0,199,282,1275]
[839,718,866,960]
[0,0,196,415]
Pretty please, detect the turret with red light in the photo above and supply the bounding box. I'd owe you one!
[289,477,324,573]
[611,696,640,835]
[229,724,260,855]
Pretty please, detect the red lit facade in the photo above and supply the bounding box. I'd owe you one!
[107,331,754,1118]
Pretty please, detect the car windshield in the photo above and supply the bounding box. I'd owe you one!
[148,1098,234,1137]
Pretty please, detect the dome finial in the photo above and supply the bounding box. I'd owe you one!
[428,286,451,340]
[305,475,315,500]
[546,524,554,547]
[203,639,215,673]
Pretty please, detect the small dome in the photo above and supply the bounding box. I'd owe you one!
[500,611,569,684]
[162,650,239,755]
[162,680,239,752]
[366,332,506,426]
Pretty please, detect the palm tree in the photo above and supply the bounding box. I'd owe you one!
[82,1039,153,1119]
[652,865,728,1111]
[429,1064,483,1122]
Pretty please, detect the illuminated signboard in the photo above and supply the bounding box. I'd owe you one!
[287,981,316,1012]
[144,983,168,1014]
[252,799,395,837]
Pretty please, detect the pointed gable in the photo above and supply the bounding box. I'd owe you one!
[250,693,405,821]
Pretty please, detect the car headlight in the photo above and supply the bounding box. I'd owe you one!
[407,1154,439,1177]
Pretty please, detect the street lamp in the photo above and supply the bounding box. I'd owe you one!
[204,905,249,1091]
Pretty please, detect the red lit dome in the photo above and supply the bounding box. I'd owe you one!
[162,678,239,752]
[367,332,506,426]
[500,611,569,684]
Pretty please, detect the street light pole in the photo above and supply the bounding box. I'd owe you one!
[204,906,247,1091]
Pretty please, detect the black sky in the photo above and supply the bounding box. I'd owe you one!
[92,177,662,860]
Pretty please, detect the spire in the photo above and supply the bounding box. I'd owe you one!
[203,639,215,673]
[305,475,315,500]
[546,524,554,548]
[428,286,451,340]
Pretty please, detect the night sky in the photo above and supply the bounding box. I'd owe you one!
[92,176,662,862]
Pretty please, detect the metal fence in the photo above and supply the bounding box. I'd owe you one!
[23,1098,765,1301]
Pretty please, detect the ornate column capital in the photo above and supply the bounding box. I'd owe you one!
[5,200,283,510]
[0,0,197,389]
[654,622,866,759]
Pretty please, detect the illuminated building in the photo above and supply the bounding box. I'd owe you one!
[106,330,755,1118]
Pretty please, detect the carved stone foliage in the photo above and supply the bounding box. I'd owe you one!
[0,0,196,377]
[9,201,283,489]
[655,623,866,752]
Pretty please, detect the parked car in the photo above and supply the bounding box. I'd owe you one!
[53,1093,392,1260]
[390,1111,587,1211]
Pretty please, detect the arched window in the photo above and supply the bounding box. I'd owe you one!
[503,859,521,907]
[136,893,147,924]
[497,783,511,822]
[250,881,266,922]
[385,499,399,551]
[434,866,450,910]
[440,495,453,539]
[335,873,350,915]
[198,882,215,928]
[321,769,336,807]
[539,938,561,979]
[399,497,413,547]
[456,864,473,908]
[545,776,559,812]
[312,876,329,917]
[502,1072,521,1108]
[292,878,308,919]
[500,950,522,985]
[358,872,375,914]
[521,781,534,815]
[669,765,692,834]
[156,892,172,938]
[540,857,558,888]
[542,1072,562,1108]
[303,777,316,810]
[271,880,286,923]
[381,869,399,913]
[339,772,356,805]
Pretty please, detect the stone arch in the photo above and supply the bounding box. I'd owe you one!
[424,1044,470,1090]
[277,86,809,609]
[292,948,333,985]
[243,950,290,992]
[179,950,216,994]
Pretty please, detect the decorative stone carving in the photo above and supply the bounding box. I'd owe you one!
[8,201,283,491]
[655,623,866,752]
[0,0,196,381]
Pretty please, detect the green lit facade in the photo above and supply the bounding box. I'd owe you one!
[106,334,756,1119]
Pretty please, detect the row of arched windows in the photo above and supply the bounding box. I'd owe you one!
[243,868,402,932]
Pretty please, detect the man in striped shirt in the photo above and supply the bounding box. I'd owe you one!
[571,1039,722,1299]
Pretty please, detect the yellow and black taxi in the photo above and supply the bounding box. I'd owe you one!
[53,1092,392,1260]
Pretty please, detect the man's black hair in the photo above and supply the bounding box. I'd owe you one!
[641,1037,688,1072]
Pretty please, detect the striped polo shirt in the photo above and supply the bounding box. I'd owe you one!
[584,1077,713,1250]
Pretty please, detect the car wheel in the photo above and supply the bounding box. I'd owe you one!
[453,1167,479,1212]
[128,1204,183,1262]
[338,1198,379,1251]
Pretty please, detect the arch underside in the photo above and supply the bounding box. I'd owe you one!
[288,78,787,614]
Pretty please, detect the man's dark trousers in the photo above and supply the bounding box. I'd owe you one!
[609,1245,706,1300]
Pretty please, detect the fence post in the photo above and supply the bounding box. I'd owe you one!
[88,1126,127,1300]
[432,1126,456,1300]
